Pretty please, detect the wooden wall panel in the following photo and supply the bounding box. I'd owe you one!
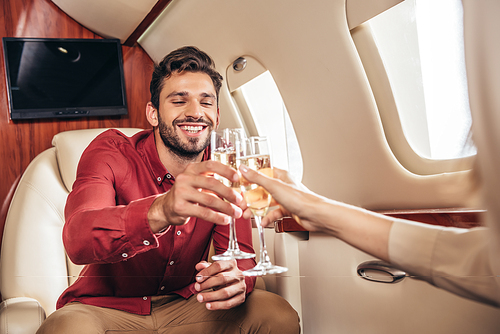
[0,0,154,255]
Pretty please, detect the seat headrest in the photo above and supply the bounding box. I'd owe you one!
[51,128,144,192]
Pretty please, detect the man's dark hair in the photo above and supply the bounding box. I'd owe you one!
[150,46,223,110]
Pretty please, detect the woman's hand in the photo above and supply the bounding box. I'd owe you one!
[239,165,327,232]
[239,164,393,261]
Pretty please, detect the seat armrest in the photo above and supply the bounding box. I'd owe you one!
[0,297,46,334]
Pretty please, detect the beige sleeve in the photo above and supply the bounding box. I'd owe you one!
[388,219,500,306]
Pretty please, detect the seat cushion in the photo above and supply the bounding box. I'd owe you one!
[52,128,144,192]
[0,297,46,334]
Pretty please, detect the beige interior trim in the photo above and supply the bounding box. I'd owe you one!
[225,55,268,137]
[351,23,475,175]
[346,0,404,29]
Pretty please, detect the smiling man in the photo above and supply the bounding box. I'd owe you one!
[36,46,300,333]
[152,71,216,162]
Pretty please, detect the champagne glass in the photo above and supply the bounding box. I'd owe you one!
[237,136,288,276]
[211,129,255,261]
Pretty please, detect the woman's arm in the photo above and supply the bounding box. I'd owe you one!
[239,165,393,261]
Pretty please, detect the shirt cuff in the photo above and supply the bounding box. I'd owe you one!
[124,194,166,252]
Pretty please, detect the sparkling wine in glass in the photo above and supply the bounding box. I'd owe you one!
[211,129,255,261]
[237,136,288,276]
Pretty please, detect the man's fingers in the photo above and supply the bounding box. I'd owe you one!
[189,204,234,226]
[171,177,242,222]
[196,260,235,280]
[195,261,211,272]
[187,160,239,184]
[195,191,243,218]
[197,284,246,310]
[196,272,241,292]
[195,260,240,286]
[194,259,246,310]
[178,173,243,206]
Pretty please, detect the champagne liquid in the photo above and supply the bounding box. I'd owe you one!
[212,149,239,188]
[238,154,272,217]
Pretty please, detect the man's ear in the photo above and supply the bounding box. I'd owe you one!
[146,102,158,127]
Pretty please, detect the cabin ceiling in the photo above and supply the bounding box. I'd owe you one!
[50,0,172,46]
[50,0,401,46]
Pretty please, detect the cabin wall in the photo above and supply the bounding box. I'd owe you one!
[0,0,154,266]
[138,0,474,211]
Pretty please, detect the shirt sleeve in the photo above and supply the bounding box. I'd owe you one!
[388,218,500,306]
[63,136,166,265]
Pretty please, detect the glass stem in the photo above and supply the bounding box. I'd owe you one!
[255,215,270,264]
[228,217,240,251]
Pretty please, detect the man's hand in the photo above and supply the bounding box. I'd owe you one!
[194,260,246,310]
[148,160,246,233]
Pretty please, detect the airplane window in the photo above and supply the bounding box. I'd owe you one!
[368,0,476,160]
[231,71,303,183]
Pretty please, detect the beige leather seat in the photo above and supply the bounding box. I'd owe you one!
[0,128,143,333]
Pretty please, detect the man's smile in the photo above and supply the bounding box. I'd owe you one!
[178,123,207,135]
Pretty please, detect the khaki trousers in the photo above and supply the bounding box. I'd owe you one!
[36,289,300,333]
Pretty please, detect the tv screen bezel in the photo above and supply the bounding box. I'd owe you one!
[2,37,128,120]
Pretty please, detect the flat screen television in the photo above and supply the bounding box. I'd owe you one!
[2,37,128,120]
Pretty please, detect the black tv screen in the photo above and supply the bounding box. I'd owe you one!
[2,37,128,120]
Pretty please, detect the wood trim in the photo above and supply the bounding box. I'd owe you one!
[0,174,21,247]
[274,208,485,233]
[123,0,173,47]
[377,208,485,229]
[0,0,153,264]
[275,217,308,233]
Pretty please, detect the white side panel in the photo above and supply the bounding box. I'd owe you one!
[299,234,500,333]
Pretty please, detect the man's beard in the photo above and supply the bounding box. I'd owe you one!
[158,114,213,161]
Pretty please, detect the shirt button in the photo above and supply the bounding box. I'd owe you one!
[169,261,175,266]
[143,296,148,300]
[157,177,162,182]
[160,286,165,290]
[176,231,181,236]
[166,174,172,179]
[143,240,150,246]
[122,253,128,258]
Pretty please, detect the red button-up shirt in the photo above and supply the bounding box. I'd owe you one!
[57,129,256,315]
